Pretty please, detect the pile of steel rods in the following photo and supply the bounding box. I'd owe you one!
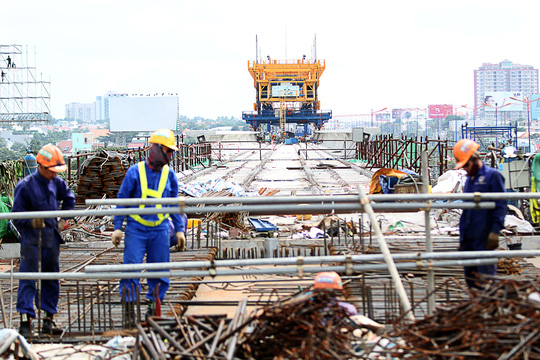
[238,291,358,360]
[134,300,248,359]
[388,278,540,359]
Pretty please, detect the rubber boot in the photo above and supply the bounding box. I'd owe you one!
[18,313,32,338]
[42,312,63,335]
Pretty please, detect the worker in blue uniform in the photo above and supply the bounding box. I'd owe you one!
[168,214,188,248]
[13,144,75,337]
[454,139,506,290]
[112,129,186,324]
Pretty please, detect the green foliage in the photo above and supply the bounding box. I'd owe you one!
[28,130,73,153]
[0,148,20,161]
[97,132,139,147]
[0,137,7,148]
[11,142,27,154]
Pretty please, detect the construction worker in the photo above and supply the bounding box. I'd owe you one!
[112,129,186,321]
[12,144,75,337]
[313,271,357,315]
[454,139,506,290]
[168,214,188,248]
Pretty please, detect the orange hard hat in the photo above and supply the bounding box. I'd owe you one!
[36,144,67,172]
[454,139,479,169]
[314,271,343,290]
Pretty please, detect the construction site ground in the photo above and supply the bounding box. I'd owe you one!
[1,133,539,359]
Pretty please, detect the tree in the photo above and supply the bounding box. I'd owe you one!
[11,142,27,154]
[0,137,7,148]
[0,148,19,161]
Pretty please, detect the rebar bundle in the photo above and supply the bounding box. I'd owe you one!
[239,291,359,360]
[389,278,540,359]
[76,150,130,204]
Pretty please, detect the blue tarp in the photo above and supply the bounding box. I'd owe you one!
[248,218,278,232]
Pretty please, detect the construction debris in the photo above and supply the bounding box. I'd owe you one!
[238,291,360,360]
[387,278,540,359]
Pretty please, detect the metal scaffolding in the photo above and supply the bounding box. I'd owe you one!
[0,44,52,123]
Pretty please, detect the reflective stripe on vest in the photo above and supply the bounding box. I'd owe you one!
[129,162,170,227]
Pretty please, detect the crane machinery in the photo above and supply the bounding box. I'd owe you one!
[242,57,332,142]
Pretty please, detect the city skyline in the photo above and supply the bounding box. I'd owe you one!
[2,1,540,120]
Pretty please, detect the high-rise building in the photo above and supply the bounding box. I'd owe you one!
[95,91,128,121]
[474,60,538,124]
[65,102,96,122]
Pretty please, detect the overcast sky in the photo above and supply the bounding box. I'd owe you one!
[1,0,538,120]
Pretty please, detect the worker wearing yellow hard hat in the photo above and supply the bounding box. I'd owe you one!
[112,129,186,326]
[453,139,506,290]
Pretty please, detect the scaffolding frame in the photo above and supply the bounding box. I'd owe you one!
[461,123,517,151]
[0,44,52,123]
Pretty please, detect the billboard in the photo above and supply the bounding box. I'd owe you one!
[429,105,453,119]
[483,92,523,112]
[375,112,391,122]
[272,83,300,97]
[392,109,413,121]
[109,96,178,131]
[531,94,540,120]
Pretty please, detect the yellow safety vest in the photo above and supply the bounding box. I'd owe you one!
[129,162,170,227]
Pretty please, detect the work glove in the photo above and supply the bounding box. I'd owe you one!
[176,232,186,251]
[486,232,499,250]
[31,218,45,229]
[112,229,123,247]
[58,218,67,232]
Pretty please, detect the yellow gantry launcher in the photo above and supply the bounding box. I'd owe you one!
[242,58,332,137]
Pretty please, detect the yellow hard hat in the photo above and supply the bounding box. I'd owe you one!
[36,144,67,172]
[454,139,479,169]
[149,129,178,151]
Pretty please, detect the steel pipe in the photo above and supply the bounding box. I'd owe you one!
[85,192,540,207]
[0,202,496,221]
[357,185,414,321]
[85,250,539,273]
[0,258,497,281]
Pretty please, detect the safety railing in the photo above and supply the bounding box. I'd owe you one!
[355,134,453,177]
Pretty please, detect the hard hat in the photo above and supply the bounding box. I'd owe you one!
[36,144,67,172]
[314,271,343,290]
[454,139,479,169]
[149,129,178,151]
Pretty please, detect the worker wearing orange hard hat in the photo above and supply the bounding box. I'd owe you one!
[454,139,506,290]
[112,129,186,325]
[12,144,75,337]
[313,272,357,315]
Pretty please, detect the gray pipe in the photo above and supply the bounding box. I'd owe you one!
[0,202,495,220]
[85,192,540,207]
[85,250,539,273]
[0,258,497,281]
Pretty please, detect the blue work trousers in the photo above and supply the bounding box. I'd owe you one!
[119,225,170,302]
[16,240,60,317]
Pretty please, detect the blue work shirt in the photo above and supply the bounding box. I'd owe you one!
[12,170,75,248]
[459,163,506,250]
[114,161,185,233]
